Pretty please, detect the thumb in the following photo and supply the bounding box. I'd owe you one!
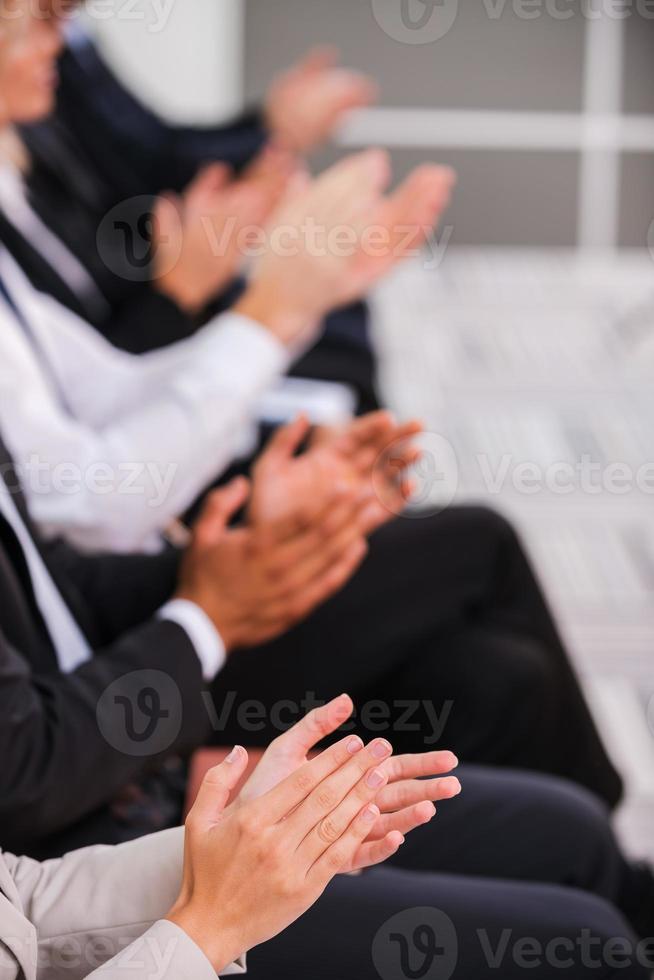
[195,476,250,545]
[258,415,311,470]
[152,192,182,244]
[186,747,249,828]
[279,694,355,757]
[298,45,339,74]
[187,161,232,198]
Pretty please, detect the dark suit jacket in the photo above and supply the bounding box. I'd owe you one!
[11,38,268,355]
[0,438,210,857]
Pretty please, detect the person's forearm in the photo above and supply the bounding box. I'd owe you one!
[7,311,291,552]
[6,830,246,980]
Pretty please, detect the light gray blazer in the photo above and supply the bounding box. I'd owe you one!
[0,829,245,980]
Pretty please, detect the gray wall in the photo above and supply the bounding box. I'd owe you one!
[244,0,654,248]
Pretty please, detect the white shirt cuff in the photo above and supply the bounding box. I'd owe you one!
[202,313,290,396]
[158,599,226,682]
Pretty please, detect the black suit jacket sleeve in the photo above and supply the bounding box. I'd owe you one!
[0,621,209,853]
[99,288,201,353]
[58,43,269,197]
[42,539,183,648]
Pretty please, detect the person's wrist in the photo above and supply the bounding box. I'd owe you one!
[234,282,317,347]
[172,589,237,655]
[166,905,243,975]
[156,269,206,316]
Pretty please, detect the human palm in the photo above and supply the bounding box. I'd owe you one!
[237,695,461,873]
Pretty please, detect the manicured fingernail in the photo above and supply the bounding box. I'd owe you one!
[226,746,242,764]
[366,768,385,789]
[362,804,378,823]
[347,736,363,754]
[371,739,392,759]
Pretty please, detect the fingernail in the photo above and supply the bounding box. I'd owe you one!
[366,768,385,789]
[371,739,392,759]
[362,804,378,823]
[347,736,363,754]
[226,745,242,764]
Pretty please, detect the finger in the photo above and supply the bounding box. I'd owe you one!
[185,746,249,829]
[283,738,392,848]
[382,750,459,783]
[297,45,340,74]
[351,165,455,291]
[367,801,438,841]
[256,476,361,556]
[316,149,392,219]
[384,165,457,251]
[257,416,311,470]
[185,162,233,209]
[273,536,368,624]
[194,477,250,546]
[356,501,398,537]
[308,802,381,886]
[254,733,367,824]
[268,693,355,758]
[275,515,367,597]
[296,760,391,866]
[376,776,462,815]
[252,479,353,547]
[152,191,182,242]
[349,831,405,872]
[336,411,397,454]
[246,535,367,641]
[324,71,378,115]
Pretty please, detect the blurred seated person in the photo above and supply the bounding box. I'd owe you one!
[8,12,381,411]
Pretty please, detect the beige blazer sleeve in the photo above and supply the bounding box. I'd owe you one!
[0,829,246,980]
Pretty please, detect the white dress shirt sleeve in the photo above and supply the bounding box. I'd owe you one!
[158,599,227,682]
[0,250,291,553]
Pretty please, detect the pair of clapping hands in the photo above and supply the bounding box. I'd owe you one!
[153,48,455,319]
[176,410,423,651]
[154,47,377,312]
[167,694,461,973]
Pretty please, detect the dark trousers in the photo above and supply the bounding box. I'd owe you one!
[246,767,650,979]
[211,506,623,809]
